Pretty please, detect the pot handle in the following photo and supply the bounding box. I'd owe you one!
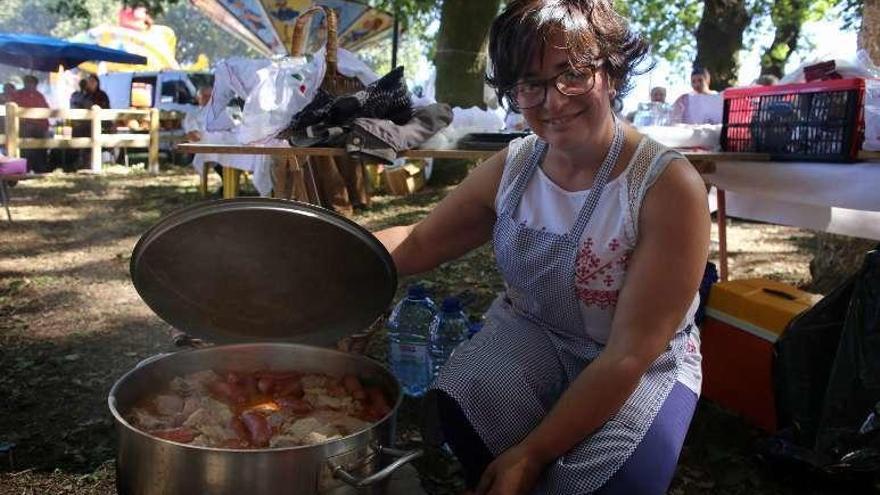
[331,446,423,488]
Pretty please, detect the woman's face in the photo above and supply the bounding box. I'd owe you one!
[86,77,98,92]
[517,32,612,151]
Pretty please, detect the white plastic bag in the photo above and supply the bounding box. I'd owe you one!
[237,56,323,144]
[780,49,880,84]
[863,78,880,151]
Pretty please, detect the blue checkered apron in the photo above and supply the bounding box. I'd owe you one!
[431,121,690,493]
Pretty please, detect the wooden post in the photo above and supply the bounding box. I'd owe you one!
[199,164,209,198]
[6,102,19,158]
[90,105,102,172]
[148,108,160,174]
[717,188,729,282]
[222,166,240,199]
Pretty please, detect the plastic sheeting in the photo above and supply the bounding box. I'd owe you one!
[767,248,880,474]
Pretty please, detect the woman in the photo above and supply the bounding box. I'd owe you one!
[85,74,110,110]
[376,0,709,493]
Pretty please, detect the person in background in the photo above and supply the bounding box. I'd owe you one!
[756,74,779,86]
[0,82,16,104]
[66,79,90,171]
[650,85,667,103]
[77,75,112,169]
[84,75,110,110]
[0,83,15,133]
[671,67,723,124]
[626,85,670,125]
[376,0,709,493]
[69,79,89,110]
[688,67,715,94]
[12,75,50,172]
[184,85,232,196]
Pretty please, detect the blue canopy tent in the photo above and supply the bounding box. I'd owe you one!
[0,33,148,71]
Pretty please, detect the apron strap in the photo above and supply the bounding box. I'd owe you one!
[500,138,548,218]
[568,117,625,240]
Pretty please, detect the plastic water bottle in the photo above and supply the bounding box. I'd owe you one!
[387,284,437,396]
[428,297,471,380]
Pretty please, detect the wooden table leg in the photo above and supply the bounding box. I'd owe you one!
[717,187,728,281]
[222,167,241,199]
[199,164,209,198]
[0,179,11,222]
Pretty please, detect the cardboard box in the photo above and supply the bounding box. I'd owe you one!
[383,163,425,196]
[702,278,819,431]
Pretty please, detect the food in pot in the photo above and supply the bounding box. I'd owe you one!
[127,370,391,449]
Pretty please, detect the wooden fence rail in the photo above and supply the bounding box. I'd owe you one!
[1,103,160,173]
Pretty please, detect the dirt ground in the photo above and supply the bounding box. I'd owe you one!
[0,166,874,494]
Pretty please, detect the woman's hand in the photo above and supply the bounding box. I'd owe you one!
[476,444,546,495]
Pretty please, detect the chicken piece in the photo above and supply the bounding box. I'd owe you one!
[269,435,302,448]
[305,392,355,412]
[171,370,221,396]
[279,416,340,445]
[182,397,236,442]
[276,397,313,415]
[343,375,367,401]
[130,407,172,430]
[304,431,341,445]
[154,395,184,416]
[311,410,370,435]
[300,374,329,394]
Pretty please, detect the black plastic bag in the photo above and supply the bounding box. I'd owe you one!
[769,247,880,473]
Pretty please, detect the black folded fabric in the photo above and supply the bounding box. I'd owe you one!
[345,103,454,164]
[279,66,413,145]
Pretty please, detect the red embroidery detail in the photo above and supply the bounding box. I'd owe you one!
[575,237,630,310]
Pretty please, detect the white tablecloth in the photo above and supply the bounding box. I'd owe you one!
[192,132,276,196]
[704,160,880,240]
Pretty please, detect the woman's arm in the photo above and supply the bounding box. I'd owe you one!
[477,158,710,493]
[374,149,507,276]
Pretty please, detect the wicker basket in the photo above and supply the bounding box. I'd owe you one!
[290,6,364,97]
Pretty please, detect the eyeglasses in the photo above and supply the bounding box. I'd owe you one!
[507,66,599,110]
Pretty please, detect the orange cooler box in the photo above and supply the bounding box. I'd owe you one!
[702,278,817,431]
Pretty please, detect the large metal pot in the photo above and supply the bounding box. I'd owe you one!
[109,343,420,495]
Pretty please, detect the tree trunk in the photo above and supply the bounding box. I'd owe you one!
[434,0,502,108]
[807,0,880,294]
[860,0,880,64]
[694,0,751,90]
[760,0,808,78]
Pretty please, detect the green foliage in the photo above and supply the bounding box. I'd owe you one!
[48,0,182,23]
[155,3,261,63]
[622,0,703,69]
[368,0,440,55]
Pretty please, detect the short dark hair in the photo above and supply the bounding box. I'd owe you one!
[691,66,710,78]
[23,75,38,86]
[486,0,650,110]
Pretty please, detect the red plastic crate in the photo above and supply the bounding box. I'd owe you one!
[721,78,865,162]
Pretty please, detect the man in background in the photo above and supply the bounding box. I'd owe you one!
[626,86,670,125]
[12,75,50,172]
[650,86,667,104]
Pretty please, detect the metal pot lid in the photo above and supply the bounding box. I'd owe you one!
[130,198,397,347]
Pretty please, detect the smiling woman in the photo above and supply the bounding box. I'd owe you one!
[373,1,710,494]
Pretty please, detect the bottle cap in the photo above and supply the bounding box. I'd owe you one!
[407,284,428,299]
[441,297,462,313]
